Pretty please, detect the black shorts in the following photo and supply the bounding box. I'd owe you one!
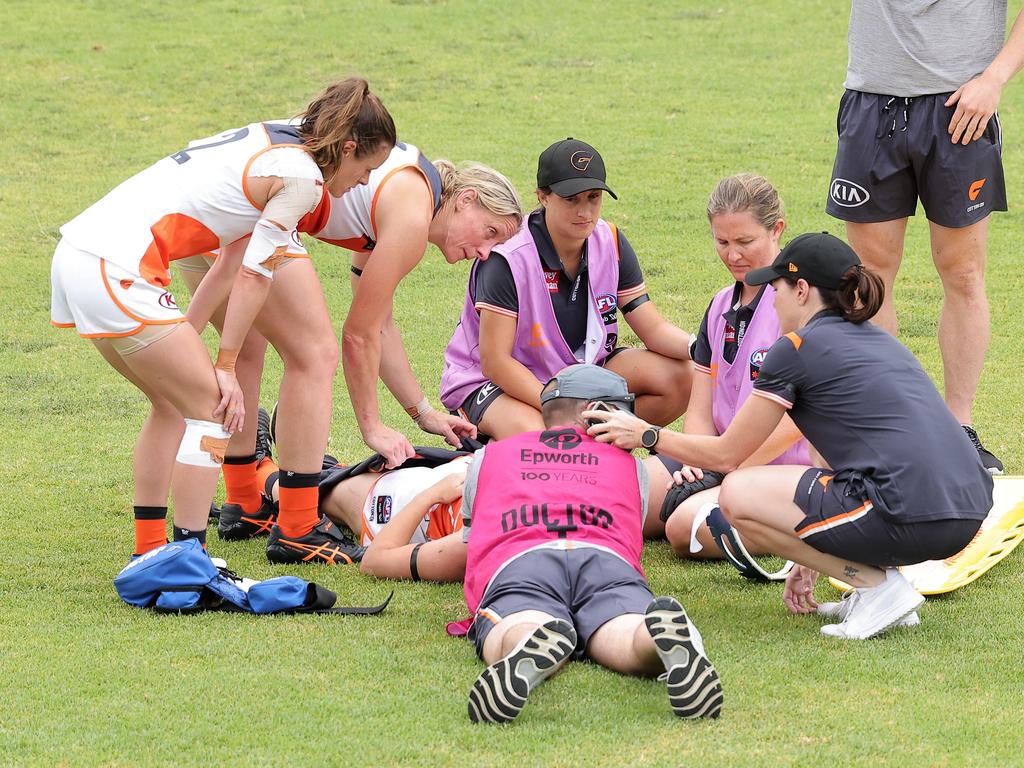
[468,547,653,660]
[826,90,1007,228]
[792,468,982,567]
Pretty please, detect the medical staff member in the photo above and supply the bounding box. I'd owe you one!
[52,77,395,559]
[441,138,692,440]
[587,232,992,640]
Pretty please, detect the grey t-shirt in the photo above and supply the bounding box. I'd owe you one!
[752,313,992,523]
[846,0,1008,96]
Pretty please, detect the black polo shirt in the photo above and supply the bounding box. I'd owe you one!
[752,312,992,523]
[692,283,768,368]
[472,210,646,355]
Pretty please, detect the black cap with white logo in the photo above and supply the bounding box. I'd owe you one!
[745,232,861,290]
[537,138,618,199]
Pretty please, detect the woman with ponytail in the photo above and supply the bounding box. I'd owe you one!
[586,232,993,640]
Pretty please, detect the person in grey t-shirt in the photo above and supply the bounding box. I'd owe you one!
[586,234,993,642]
[826,0,1024,474]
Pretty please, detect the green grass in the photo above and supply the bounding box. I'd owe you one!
[2,1,1023,765]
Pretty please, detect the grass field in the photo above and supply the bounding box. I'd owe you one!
[3,1,1023,765]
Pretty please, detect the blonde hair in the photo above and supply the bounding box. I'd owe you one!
[706,173,785,231]
[433,160,524,228]
[299,77,396,175]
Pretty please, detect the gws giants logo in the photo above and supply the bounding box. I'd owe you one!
[540,428,581,450]
[570,151,593,171]
[969,178,986,201]
[830,178,870,208]
[749,346,770,381]
[158,292,177,310]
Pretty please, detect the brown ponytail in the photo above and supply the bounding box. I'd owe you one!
[820,265,885,323]
[299,77,396,174]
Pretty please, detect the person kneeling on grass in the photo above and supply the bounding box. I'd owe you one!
[586,233,993,641]
[413,364,723,724]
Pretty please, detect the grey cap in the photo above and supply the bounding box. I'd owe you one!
[540,364,635,410]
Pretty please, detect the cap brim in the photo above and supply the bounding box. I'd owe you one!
[548,177,618,200]
[744,265,781,286]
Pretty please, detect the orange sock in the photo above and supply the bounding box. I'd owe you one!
[255,457,280,502]
[134,506,167,555]
[222,455,261,513]
[277,472,320,538]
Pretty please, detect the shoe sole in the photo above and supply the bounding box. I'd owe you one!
[645,597,723,719]
[468,619,576,724]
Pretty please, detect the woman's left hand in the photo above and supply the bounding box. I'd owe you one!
[782,564,820,614]
[417,409,477,447]
[584,408,650,451]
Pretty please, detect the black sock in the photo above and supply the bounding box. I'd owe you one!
[173,525,207,545]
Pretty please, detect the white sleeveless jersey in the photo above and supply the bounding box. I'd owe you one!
[300,141,442,252]
[60,121,323,286]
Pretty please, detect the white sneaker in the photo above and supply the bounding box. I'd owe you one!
[820,569,924,640]
[818,589,920,628]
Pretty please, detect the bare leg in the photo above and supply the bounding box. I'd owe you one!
[845,218,908,336]
[478,394,545,441]
[319,473,377,533]
[719,466,884,588]
[664,488,729,559]
[586,614,663,676]
[605,348,691,426]
[929,218,990,424]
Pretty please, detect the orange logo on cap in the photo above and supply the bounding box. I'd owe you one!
[788,263,799,272]
[570,151,593,171]
[968,179,986,201]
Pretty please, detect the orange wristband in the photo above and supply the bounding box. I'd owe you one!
[215,348,239,374]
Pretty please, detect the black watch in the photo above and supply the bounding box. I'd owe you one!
[640,425,661,450]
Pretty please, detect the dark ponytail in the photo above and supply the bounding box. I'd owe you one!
[821,265,885,323]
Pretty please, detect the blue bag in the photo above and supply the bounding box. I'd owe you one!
[114,540,392,616]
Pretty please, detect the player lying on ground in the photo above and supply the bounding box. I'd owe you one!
[587,233,993,641]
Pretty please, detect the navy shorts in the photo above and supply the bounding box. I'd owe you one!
[827,90,1007,228]
[792,468,982,567]
[469,547,653,660]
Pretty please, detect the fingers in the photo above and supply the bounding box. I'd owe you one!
[944,85,964,108]
[441,424,460,447]
[681,465,698,483]
[949,110,969,143]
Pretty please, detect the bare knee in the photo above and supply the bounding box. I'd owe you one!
[285,334,339,379]
[717,474,748,525]
[664,506,695,557]
[937,260,987,299]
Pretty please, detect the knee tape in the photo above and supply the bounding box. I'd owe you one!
[177,419,231,468]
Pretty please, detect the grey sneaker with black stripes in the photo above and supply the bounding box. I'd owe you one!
[645,596,723,719]
[467,619,576,724]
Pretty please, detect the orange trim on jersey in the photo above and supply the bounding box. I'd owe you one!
[298,187,332,234]
[140,213,220,287]
[369,164,431,240]
[617,282,647,300]
[693,363,713,375]
[100,260,185,326]
[241,142,317,211]
[784,332,803,350]
[798,500,873,539]
[607,222,620,261]
[317,235,373,252]
[750,388,793,409]
[475,302,518,319]
[50,320,77,328]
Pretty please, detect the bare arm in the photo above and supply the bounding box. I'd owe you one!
[622,300,692,361]
[478,309,545,408]
[947,8,1024,143]
[184,238,247,333]
[739,414,804,468]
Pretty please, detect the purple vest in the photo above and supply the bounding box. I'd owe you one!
[706,284,810,465]
[463,428,644,615]
[440,220,621,410]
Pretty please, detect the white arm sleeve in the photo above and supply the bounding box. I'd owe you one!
[241,175,322,278]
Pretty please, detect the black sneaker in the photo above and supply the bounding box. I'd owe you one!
[266,515,366,565]
[468,619,576,724]
[255,407,273,464]
[268,401,280,455]
[217,498,279,540]
[645,596,723,719]
[208,502,221,521]
[963,425,1004,475]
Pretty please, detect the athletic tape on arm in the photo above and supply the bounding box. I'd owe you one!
[241,176,322,278]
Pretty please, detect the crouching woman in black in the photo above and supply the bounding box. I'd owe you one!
[586,232,992,640]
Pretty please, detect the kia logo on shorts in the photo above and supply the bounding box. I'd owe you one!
[540,428,581,450]
[830,178,870,208]
[158,292,177,309]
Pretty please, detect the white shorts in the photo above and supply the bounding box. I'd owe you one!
[50,239,185,338]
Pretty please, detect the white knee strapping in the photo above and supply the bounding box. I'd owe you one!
[177,419,231,468]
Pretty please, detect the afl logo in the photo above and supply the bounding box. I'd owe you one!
[570,151,593,171]
[830,178,869,208]
[750,346,770,381]
[158,292,177,310]
[596,294,617,313]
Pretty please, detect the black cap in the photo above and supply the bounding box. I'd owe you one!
[745,232,861,290]
[540,364,634,411]
[537,138,618,199]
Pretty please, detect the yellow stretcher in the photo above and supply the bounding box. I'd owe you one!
[828,476,1024,596]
